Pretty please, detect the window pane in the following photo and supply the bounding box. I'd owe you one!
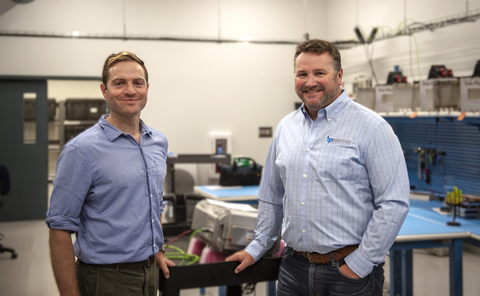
[23,92,37,144]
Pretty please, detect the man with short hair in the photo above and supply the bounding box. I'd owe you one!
[47,51,174,296]
[226,39,410,296]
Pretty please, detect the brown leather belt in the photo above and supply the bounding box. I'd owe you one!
[295,244,359,264]
[79,256,156,269]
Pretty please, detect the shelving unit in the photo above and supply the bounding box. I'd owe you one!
[47,99,107,181]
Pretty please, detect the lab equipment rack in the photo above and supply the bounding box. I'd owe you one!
[162,154,231,236]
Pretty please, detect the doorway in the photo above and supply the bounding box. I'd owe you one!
[0,79,48,221]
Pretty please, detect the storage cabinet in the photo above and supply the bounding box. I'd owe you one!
[48,98,108,180]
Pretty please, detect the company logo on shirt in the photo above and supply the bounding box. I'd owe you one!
[327,136,353,146]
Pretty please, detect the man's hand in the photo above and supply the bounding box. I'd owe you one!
[225,250,255,274]
[339,262,361,279]
[155,251,176,279]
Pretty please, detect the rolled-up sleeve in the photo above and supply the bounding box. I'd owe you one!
[46,144,92,233]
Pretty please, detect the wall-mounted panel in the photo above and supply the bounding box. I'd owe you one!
[386,116,480,196]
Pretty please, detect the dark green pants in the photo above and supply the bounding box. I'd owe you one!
[76,260,159,296]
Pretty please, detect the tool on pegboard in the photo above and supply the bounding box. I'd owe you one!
[414,147,424,180]
[413,148,446,183]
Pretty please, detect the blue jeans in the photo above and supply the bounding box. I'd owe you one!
[277,247,384,296]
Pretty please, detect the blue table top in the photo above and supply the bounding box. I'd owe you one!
[409,208,480,236]
[397,209,471,242]
[194,185,259,203]
[409,199,445,209]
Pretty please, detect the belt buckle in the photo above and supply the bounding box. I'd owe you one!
[307,252,314,263]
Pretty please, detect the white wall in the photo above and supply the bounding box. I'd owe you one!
[0,0,328,40]
[1,0,479,184]
[47,80,103,101]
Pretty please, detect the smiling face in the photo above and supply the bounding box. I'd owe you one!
[294,52,343,119]
[101,60,149,121]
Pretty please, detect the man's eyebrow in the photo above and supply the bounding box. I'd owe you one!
[111,77,145,82]
[296,68,327,73]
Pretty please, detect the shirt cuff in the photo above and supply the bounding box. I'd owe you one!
[45,216,79,233]
[344,249,375,278]
[244,241,268,262]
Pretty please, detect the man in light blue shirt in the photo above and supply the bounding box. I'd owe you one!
[46,51,174,296]
[226,40,410,295]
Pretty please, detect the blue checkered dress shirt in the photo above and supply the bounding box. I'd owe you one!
[245,90,410,278]
[46,116,168,264]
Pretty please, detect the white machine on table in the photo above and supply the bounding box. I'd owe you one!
[191,199,258,253]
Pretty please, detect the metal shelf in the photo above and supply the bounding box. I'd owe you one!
[166,154,231,194]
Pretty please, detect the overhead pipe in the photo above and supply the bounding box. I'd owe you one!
[0,31,304,45]
[0,30,359,48]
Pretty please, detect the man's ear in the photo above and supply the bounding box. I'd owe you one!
[337,68,344,86]
[100,83,108,99]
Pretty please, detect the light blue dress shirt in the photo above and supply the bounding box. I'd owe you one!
[46,116,168,265]
[245,90,410,278]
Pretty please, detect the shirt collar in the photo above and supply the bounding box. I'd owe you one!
[324,89,349,121]
[98,115,153,142]
[299,89,350,122]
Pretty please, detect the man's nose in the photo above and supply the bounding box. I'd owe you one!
[305,75,317,87]
[125,83,136,95]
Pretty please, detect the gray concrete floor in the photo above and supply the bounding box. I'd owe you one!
[1,220,480,296]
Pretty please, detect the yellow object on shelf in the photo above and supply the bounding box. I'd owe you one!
[447,186,462,205]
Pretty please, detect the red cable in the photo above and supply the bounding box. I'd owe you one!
[166,230,191,247]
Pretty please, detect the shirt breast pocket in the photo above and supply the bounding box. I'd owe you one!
[317,144,363,182]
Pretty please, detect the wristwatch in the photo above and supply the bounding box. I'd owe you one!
[159,245,166,254]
